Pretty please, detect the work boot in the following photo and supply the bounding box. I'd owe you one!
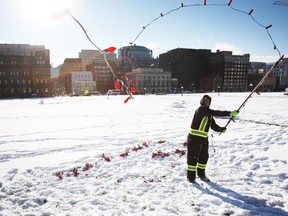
[187,170,196,183]
[199,175,210,182]
[197,168,210,182]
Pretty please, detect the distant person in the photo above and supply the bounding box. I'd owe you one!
[187,95,239,183]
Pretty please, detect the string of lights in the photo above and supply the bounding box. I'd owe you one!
[129,0,282,58]
[60,1,283,103]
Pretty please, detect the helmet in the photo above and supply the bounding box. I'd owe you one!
[200,95,212,106]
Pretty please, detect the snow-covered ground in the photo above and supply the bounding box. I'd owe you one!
[0,92,287,216]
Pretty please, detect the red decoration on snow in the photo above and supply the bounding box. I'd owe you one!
[248,9,254,15]
[120,151,129,157]
[104,47,117,53]
[114,81,120,89]
[82,163,93,171]
[228,0,232,6]
[142,141,149,148]
[132,145,143,151]
[102,153,111,162]
[265,24,272,29]
[72,168,79,177]
[157,140,166,144]
[183,141,187,146]
[56,172,63,180]
[152,150,170,158]
[175,149,186,157]
[131,142,149,151]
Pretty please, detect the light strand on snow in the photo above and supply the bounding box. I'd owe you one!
[129,0,282,58]
[55,140,186,181]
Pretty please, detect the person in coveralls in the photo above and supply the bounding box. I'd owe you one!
[187,95,239,183]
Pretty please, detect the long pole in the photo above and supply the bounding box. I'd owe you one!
[221,55,284,134]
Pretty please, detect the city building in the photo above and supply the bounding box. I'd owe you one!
[268,57,288,91]
[247,62,275,91]
[126,68,172,94]
[57,58,82,95]
[0,44,51,98]
[69,71,96,95]
[159,48,210,91]
[79,49,117,71]
[86,60,117,93]
[118,44,158,71]
[79,50,102,71]
[160,48,249,92]
[207,50,250,92]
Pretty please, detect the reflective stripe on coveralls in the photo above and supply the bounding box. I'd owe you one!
[187,165,197,172]
[197,163,207,170]
[189,116,209,138]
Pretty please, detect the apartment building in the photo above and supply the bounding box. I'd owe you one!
[0,44,51,98]
[126,68,172,94]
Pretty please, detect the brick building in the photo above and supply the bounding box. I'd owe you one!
[0,44,51,98]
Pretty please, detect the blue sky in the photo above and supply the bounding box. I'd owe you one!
[0,0,287,66]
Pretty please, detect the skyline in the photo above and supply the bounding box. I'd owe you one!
[0,0,287,66]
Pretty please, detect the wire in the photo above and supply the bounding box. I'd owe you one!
[65,1,283,102]
[66,10,133,100]
[129,1,282,58]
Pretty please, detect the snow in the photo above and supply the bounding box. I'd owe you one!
[0,92,287,216]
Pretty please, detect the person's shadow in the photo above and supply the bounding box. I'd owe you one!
[198,182,288,216]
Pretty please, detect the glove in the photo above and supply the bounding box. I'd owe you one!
[230,110,239,117]
[220,127,227,133]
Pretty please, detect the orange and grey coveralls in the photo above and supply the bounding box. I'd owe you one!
[187,105,230,182]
